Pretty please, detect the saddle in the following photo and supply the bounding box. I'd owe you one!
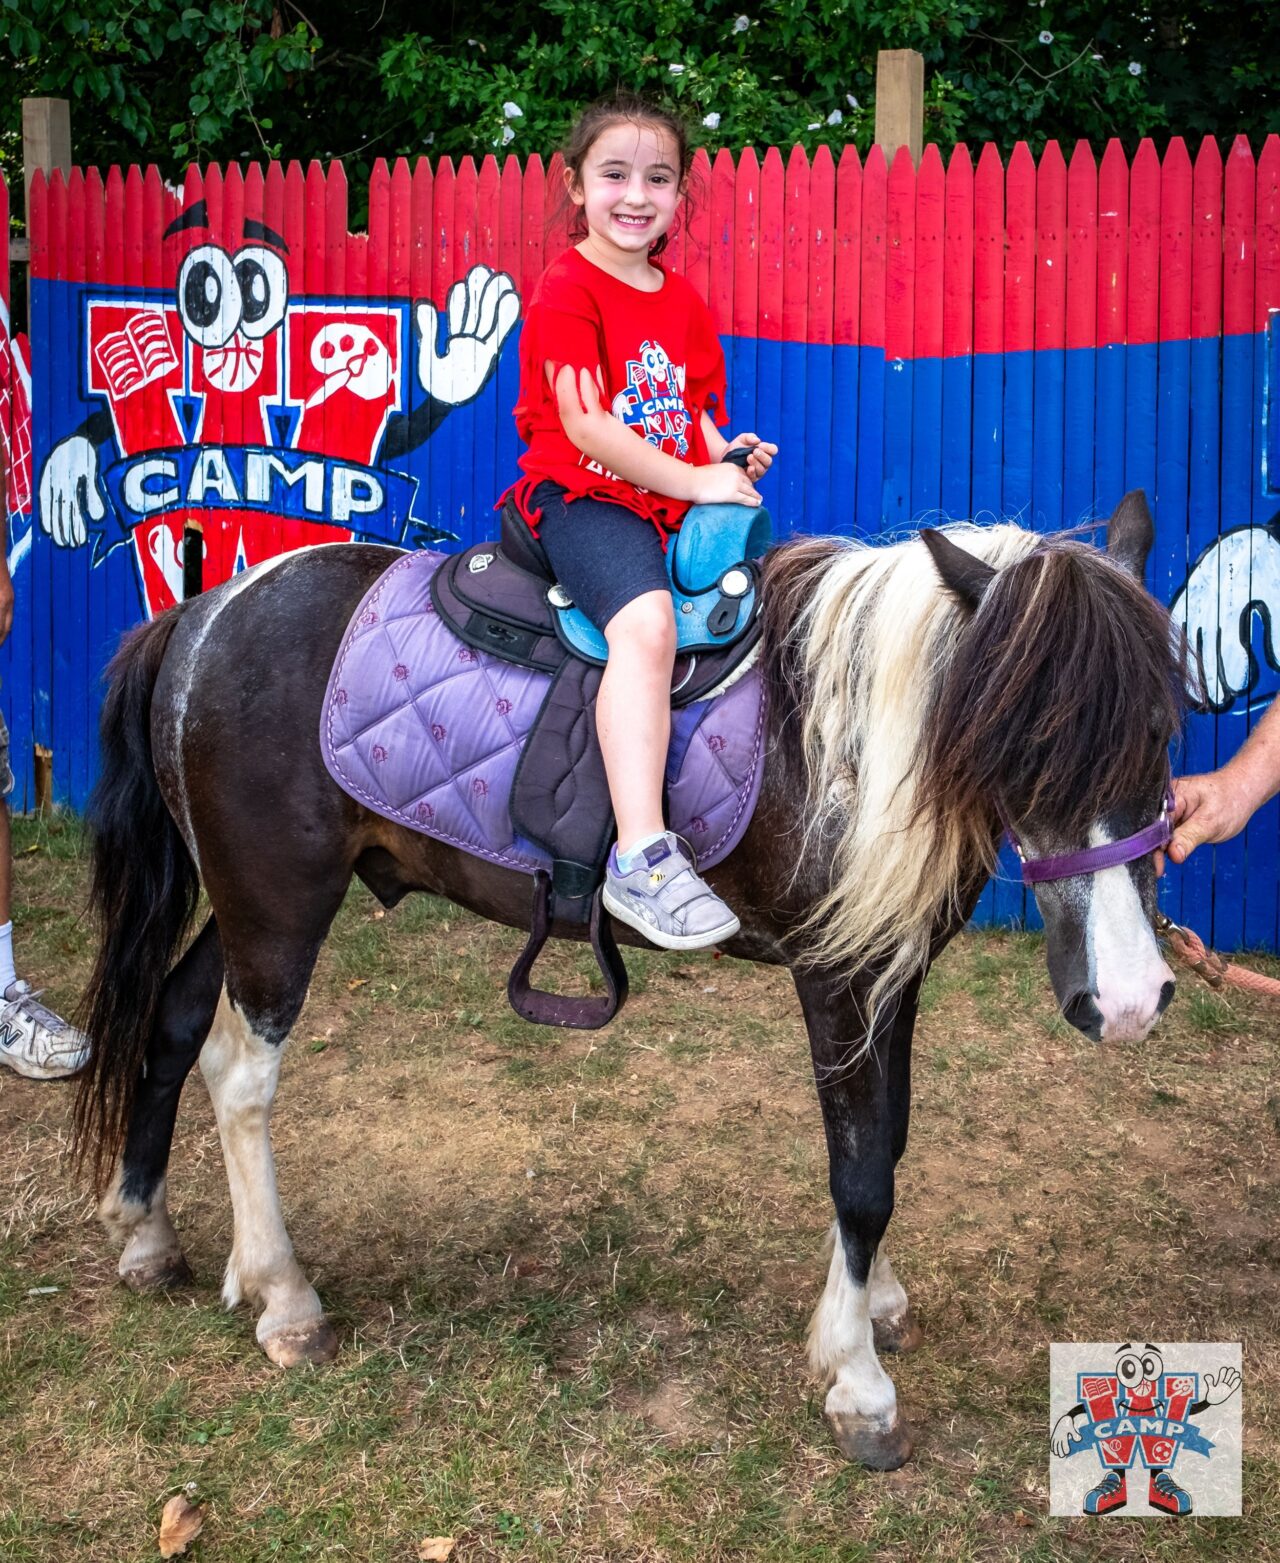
[430,484,771,1029]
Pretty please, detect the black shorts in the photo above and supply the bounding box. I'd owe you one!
[530,482,670,633]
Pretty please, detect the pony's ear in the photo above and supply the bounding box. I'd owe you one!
[919,528,997,612]
[1106,490,1154,579]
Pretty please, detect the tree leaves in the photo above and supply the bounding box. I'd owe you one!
[0,0,1277,194]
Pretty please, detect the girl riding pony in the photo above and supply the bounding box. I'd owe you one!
[502,94,777,950]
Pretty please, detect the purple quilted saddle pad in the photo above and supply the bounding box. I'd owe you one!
[321,549,767,876]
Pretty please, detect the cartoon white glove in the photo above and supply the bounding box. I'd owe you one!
[1201,1366,1242,1405]
[1170,526,1280,709]
[1050,1410,1085,1457]
[416,264,520,406]
[38,432,104,548]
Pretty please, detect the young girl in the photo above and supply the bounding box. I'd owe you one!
[503,94,777,951]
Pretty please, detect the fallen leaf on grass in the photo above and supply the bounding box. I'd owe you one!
[418,1540,456,1561]
[158,1494,203,1557]
[347,978,368,990]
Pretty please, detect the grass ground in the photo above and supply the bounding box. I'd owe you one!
[1,814,1277,1560]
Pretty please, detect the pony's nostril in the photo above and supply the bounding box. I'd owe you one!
[1156,978,1175,1017]
[1062,989,1103,1040]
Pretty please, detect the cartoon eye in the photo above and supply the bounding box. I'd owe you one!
[176,244,241,349]
[641,344,665,377]
[1141,1351,1163,1383]
[233,246,288,340]
[1116,1354,1144,1388]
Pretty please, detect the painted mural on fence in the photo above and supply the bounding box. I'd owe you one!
[12,138,1280,947]
[0,303,33,570]
[36,199,520,616]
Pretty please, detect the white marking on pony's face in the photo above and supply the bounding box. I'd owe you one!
[1033,818,1174,1043]
[1087,847,1173,1042]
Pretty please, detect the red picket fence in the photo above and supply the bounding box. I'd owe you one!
[25,135,1280,347]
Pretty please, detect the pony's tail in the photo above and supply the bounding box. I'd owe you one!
[72,607,200,1195]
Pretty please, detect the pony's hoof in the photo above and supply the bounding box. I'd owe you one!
[261,1320,340,1368]
[826,1410,914,1470]
[120,1252,194,1292]
[873,1309,923,1355]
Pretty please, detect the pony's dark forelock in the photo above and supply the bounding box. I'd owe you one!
[920,542,1189,839]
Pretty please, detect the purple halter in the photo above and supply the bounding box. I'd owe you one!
[1002,785,1175,885]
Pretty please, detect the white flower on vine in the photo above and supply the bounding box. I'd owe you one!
[826,108,843,126]
[732,15,750,33]
[502,102,523,119]
[669,63,686,75]
[846,94,860,110]
[1039,30,1054,44]
[807,122,821,131]
[1129,60,1143,75]
[501,124,516,146]
[702,112,721,129]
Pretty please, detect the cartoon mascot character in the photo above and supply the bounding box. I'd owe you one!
[38,198,519,615]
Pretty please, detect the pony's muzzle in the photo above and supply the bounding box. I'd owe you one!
[1061,970,1175,1044]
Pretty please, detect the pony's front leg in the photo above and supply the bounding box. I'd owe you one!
[199,987,337,1367]
[794,967,916,1469]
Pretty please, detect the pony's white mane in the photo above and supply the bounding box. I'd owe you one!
[789,522,1042,1027]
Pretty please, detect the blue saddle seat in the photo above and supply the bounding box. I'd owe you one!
[550,501,773,664]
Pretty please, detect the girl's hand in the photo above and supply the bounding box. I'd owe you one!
[725,433,778,483]
[690,462,762,507]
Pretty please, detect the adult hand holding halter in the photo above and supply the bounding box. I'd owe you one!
[1155,695,1280,998]
[1157,696,1280,873]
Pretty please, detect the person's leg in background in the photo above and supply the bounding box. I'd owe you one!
[0,709,90,1082]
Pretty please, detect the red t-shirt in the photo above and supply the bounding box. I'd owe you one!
[503,246,728,538]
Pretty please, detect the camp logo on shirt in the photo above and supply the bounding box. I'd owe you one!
[610,339,691,457]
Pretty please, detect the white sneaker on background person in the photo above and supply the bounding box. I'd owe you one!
[0,978,90,1080]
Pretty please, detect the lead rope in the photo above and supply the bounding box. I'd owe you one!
[1156,913,1280,999]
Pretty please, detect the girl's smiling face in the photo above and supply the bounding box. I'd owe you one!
[567,120,683,269]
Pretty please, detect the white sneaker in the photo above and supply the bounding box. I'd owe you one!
[0,979,91,1081]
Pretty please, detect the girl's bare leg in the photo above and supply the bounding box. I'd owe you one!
[598,591,676,854]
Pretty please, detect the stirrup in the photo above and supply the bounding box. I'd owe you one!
[507,870,629,1028]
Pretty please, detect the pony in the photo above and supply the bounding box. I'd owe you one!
[71,490,1186,1470]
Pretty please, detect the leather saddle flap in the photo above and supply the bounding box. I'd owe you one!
[431,544,564,673]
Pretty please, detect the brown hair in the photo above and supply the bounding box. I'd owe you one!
[559,93,694,259]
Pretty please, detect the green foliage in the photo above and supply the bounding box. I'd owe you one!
[0,0,1277,201]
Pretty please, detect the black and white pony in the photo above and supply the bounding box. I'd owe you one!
[72,491,1185,1468]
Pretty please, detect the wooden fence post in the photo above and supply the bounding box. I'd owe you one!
[21,98,71,229]
[875,50,924,168]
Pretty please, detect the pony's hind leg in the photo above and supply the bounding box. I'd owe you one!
[100,917,224,1291]
[198,917,341,1368]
